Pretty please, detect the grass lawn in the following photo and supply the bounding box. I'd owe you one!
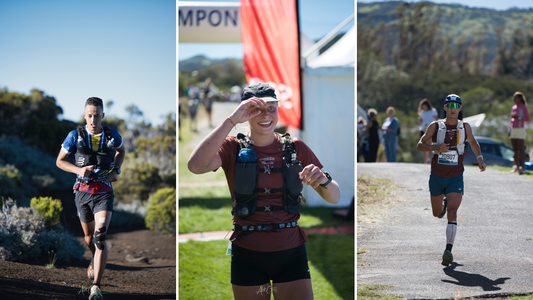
[179,234,354,300]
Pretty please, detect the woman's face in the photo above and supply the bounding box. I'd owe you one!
[514,95,521,105]
[387,109,394,117]
[249,102,278,136]
[422,103,430,111]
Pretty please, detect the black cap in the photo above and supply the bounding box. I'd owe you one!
[444,94,462,105]
[241,83,279,102]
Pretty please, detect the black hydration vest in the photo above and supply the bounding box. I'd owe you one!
[74,126,116,172]
[232,133,304,219]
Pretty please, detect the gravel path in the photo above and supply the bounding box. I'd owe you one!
[358,163,533,299]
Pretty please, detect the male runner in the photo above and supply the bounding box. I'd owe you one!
[417,94,486,266]
[56,97,125,299]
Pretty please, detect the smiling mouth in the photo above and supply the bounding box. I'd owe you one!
[259,121,272,127]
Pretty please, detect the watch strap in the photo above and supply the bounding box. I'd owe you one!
[319,171,332,189]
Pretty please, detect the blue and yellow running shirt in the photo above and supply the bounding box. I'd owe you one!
[61,125,123,194]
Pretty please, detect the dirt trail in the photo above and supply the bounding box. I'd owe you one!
[1,192,176,299]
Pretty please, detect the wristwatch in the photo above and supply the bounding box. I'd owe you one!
[114,167,121,175]
[319,171,332,189]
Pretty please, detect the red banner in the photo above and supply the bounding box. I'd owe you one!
[240,0,301,129]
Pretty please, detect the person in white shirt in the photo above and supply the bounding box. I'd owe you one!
[418,98,439,164]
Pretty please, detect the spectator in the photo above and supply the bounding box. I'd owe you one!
[509,91,530,174]
[364,108,380,162]
[418,98,439,164]
[382,106,399,162]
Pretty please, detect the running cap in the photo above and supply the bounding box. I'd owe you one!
[444,94,462,105]
[241,82,279,102]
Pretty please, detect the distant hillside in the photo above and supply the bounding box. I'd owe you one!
[358,1,533,64]
[179,55,243,72]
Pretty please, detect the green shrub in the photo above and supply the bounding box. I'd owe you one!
[30,197,63,227]
[0,199,84,262]
[145,188,176,235]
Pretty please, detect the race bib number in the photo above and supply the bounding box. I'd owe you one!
[438,150,458,165]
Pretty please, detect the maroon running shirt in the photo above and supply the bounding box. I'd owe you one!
[430,122,468,178]
[218,134,323,252]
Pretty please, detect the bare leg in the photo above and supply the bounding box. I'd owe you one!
[232,283,273,300]
[446,192,462,222]
[272,279,313,300]
[516,139,526,171]
[80,221,96,255]
[93,211,113,284]
[430,194,446,217]
[511,138,520,171]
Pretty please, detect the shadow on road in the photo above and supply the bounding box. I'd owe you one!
[442,262,511,291]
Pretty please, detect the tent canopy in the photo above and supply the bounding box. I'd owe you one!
[301,25,354,207]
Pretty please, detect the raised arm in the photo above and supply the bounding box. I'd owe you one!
[187,98,264,174]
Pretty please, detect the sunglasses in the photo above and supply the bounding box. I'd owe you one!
[445,103,461,109]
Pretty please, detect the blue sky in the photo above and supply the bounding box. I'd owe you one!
[0,0,175,126]
[178,0,356,61]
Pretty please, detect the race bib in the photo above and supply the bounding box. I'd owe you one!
[438,150,458,165]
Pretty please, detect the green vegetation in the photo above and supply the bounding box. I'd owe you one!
[358,2,533,163]
[30,197,63,227]
[0,87,176,232]
[145,187,176,235]
[0,199,84,262]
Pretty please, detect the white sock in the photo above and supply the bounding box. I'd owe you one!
[446,222,457,247]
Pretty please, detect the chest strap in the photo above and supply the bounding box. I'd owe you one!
[77,178,106,184]
[230,221,299,242]
[258,167,283,174]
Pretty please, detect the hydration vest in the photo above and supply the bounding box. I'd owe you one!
[232,133,304,219]
[74,126,116,172]
[433,120,465,155]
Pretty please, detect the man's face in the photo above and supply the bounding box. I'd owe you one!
[444,102,461,119]
[84,105,104,133]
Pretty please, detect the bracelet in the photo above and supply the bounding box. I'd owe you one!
[477,155,483,160]
[228,118,237,129]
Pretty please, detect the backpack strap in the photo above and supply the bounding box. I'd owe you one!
[456,120,465,155]
[433,121,447,154]
[236,133,253,150]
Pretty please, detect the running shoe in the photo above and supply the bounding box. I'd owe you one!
[441,249,453,266]
[87,257,94,280]
[89,284,103,300]
[437,196,447,219]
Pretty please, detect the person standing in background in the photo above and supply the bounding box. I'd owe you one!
[509,91,530,174]
[418,99,439,164]
[364,109,380,162]
[382,107,399,162]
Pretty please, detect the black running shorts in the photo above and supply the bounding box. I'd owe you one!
[231,243,311,286]
[74,190,114,223]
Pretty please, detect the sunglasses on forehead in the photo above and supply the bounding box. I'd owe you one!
[445,103,461,109]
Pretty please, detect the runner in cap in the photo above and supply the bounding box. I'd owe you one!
[417,94,486,266]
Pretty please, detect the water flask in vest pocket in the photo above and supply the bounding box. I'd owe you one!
[286,162,303,195]
[233,194,257,219]
[237,148,257,163]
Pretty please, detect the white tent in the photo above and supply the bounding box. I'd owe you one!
[300,26,355,207]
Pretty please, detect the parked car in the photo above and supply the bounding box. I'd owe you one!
[462,136,528,167]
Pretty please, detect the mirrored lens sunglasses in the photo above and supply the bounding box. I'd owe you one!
[445,103,461,109]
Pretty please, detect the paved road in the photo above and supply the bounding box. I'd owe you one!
[358,163,533,299]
